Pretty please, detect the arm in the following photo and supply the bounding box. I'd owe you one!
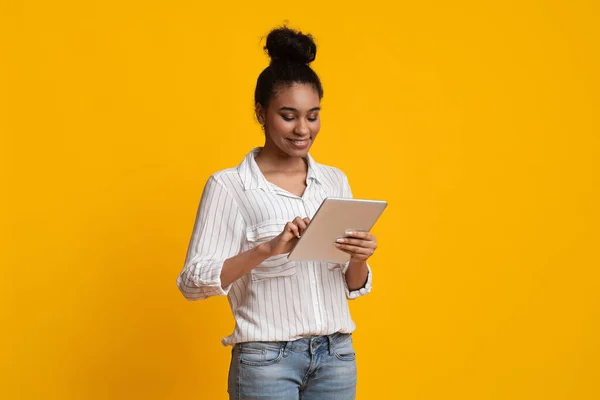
[336,172,377,299]
[345,260,369,291]
[177,177,309,300]
[176,176,247,301]
[219,243,271,288]
[220,216,310,287]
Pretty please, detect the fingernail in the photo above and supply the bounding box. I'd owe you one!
[335,243,342,247]
[345,230,354,235]
[336,238,345,243]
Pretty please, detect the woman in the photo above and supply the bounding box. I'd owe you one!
[177,26,379,400]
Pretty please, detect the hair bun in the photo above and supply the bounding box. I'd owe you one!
[265,26,317,65]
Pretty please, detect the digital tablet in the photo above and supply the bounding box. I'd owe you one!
[287,197,388,263]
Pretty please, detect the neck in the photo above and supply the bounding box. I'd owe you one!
[255,143,307,172]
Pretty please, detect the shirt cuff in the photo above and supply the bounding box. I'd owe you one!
[179,259,233,300]
[342,261,372,299]
[195,278,232,297]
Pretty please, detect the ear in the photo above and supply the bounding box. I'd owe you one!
[255,103,266,125]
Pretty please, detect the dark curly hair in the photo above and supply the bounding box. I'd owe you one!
[254,26,324,110]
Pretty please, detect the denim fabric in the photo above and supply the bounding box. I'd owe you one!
[228,332,357,400]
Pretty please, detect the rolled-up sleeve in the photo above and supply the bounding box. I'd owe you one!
[176,175,245,301]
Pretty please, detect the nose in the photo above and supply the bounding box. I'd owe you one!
[293,119,310,136]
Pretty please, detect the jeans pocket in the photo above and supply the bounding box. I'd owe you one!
[333,335,356,361]
[238,342,284,366]
[246,220,297,282]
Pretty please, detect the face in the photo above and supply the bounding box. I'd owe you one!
[257,83,321,158]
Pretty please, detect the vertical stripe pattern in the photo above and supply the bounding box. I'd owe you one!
[176,147,372,346]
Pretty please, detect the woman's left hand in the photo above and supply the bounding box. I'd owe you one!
[334,231,378,262]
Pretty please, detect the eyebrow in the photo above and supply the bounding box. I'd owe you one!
[278,107,321,112]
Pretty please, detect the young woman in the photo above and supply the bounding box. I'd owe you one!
[177,26,379,400]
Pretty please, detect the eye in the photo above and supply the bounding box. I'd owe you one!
[307,115,319,122]
[281,115,295,121]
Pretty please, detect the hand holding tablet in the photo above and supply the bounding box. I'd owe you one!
[287,197,387,263]
[335,230,379,263]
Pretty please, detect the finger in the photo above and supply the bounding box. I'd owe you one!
[285,222,301,239]
[335,243,375,256]
[293,217,308,235]
[345,230,376,241]
[303,217,311,226]
[335,237,377,249]
[293,216,308,228]
[334,247,369,261]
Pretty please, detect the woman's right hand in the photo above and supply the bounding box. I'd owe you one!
[263,217,311,256]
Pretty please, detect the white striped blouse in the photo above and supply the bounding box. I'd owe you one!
[176,147,372,346]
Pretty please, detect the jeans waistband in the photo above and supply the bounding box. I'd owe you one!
[236,332,351,356]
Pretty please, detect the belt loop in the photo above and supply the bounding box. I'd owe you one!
[327,334,334,355]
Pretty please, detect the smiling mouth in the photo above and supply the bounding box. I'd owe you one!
[287,138,311,150]
[288,137,310,143]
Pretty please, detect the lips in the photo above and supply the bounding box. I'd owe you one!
[288,138,311,149]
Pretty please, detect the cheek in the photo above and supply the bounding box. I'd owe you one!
[312,121,321,134]
[268,117,292,134]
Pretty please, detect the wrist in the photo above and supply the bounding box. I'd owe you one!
[256,242,274,259]
[348,259,367,268]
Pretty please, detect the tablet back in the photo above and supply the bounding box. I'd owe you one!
[287,197,387,263]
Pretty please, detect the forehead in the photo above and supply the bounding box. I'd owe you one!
[270,83,321,110]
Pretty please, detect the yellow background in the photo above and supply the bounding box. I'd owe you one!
[1,1,599,399]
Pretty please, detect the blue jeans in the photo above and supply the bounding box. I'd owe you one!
[228,332,357,400]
